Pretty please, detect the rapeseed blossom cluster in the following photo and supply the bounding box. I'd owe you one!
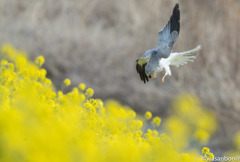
[202,147,214,162]
[145,111,152,119]
[163,95,218,151]
[64,78,71,86]
[0,44,216,162]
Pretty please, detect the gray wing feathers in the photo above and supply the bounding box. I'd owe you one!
[157,3,180,57]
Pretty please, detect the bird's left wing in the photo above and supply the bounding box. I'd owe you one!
[157,4,180,57]
[136,54,151,83]
[164,45,201,67]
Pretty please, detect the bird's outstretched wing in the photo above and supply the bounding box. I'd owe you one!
[136,52,152,83]
[157,3,180,57]
[163,45,201,67]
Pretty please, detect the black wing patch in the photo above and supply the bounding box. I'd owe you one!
[136,61,150,84]
[170,3,180,34]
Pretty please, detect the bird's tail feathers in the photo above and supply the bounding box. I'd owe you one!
[168,45,201,67]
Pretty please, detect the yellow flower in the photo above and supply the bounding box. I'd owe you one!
[79,83,86,91]
[16,56,27,69]
[208,153,214,160]
[0,44,220,162]
[43,78,52,85]
[7,63,14,71]
[160,133,171,143]
[136,120,143,128]
[194,129,210,144]
[79,94,86,102]
[130,120,143,130]
[134,130,142,138]
[153,130,158,136]
[85,88,94,97]
[34,55,45,67]
[202,147,210,154]
[1,60,8,66]
[151,116,161,126]
[144,129,153,138]
[64,78,71,86]
[181,154,191,162]
[39,69,47,79]
[145,111,152,120]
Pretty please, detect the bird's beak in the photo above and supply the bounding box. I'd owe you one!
[162,74,167,83]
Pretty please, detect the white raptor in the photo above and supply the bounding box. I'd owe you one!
[136,3,201,83]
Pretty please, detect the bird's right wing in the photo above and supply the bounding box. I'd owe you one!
[165,45,201,67]
[157,3,180,57]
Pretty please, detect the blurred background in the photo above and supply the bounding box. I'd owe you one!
[0,0,239,154]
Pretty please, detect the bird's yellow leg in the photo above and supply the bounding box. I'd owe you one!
[153,73,157,79]
[153,72,158,79]
[162,74,167,83]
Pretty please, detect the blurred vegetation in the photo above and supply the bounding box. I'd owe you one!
[0,0,239,154]
[0,44,219,162]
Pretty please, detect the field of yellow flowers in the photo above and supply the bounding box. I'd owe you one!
[0,44,218,162]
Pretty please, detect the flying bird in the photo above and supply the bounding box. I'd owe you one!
[136,3,201,83]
